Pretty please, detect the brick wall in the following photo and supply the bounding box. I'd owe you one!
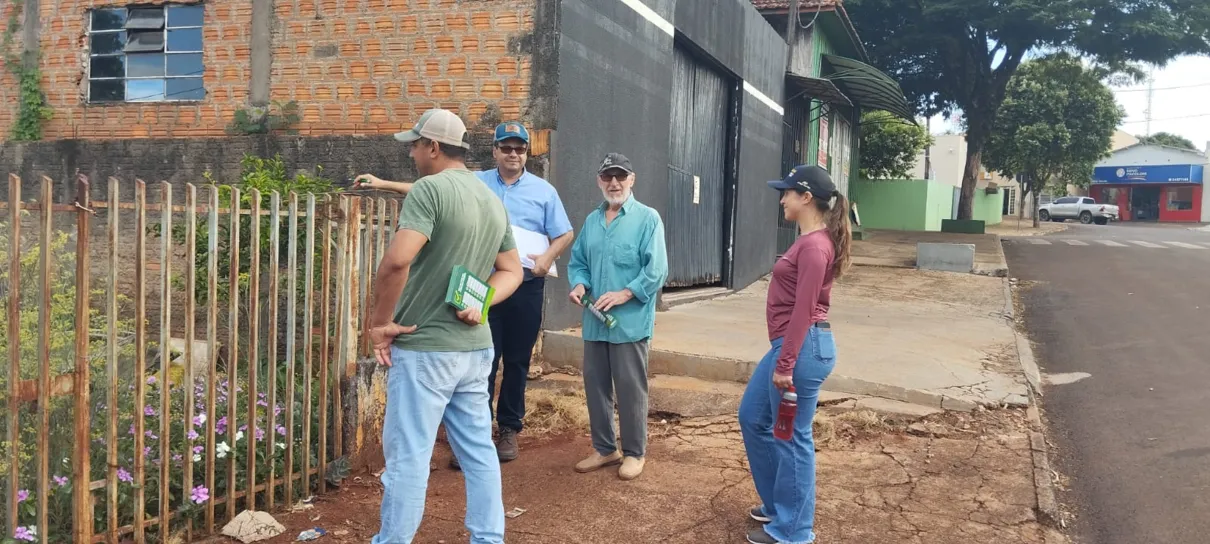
[0,0,539,140]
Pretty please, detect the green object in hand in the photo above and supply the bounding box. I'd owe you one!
[446,265,495,322]
[580,293,618,329]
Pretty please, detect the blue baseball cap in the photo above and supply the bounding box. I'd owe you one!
[494,122,530,144]
[768,165,837,200]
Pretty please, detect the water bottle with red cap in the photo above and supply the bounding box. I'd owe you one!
[773,387,798,441]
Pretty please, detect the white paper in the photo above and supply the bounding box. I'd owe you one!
[512,226,558,278]
[692,175,701,205]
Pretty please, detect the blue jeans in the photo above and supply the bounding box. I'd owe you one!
[372,347,505,544]
[739,327,837,544]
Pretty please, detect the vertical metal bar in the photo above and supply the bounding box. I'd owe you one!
[345,198,362,378]
[284,193,299,502]
[301,194,316,497]
[35,177,52,544]
[332,196,350,459]
[226,187,241,521]
[317,196,333,494]
[265,192,280,510]
[182,183,198,541]
[158,182,173,543]
[245,189,260,512]
[5,174,20,538]
[105,177,120,543]
[204,187,219,531]
[358,198,374,356]
[133,179,148,544]
[72,174,94,544]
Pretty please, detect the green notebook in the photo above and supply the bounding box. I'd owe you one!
[445,265,495,321]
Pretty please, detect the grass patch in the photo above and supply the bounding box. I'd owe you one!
[523,387,590,436]
[814,409,894,446]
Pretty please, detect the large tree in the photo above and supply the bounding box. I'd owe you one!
[845,0,1210,220]
[1138,132,1199,151]
[983,54,1124,227]
[858,110,933,179]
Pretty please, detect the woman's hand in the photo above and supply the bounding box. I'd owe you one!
[772,372,794,390]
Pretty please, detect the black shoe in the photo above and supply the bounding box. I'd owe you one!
[749,505,771,523]
[496,427,519,462]
[449,456,461,471]
[745,528,778,544]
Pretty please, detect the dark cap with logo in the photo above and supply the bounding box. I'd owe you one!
[494,122,530,143]
[768,165,837,200]
[598,153,634,175]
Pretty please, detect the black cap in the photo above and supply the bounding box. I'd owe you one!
[598,153,634,175]
[768,165,837,200]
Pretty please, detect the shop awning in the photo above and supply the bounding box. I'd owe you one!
[821,54,915,122]
[785,73,852,107]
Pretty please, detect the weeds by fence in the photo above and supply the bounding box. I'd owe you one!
[0,174,397,543]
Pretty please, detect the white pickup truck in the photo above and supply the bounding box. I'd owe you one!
[1038,196,1120,225]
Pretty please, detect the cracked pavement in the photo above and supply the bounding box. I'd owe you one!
[259,410,1068,544]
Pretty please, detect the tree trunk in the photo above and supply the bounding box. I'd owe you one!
[1018,189,1026,221]
[957,139,983,220]
[1032,181,1042,228]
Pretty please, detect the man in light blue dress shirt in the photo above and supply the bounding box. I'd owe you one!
[353,123,574,465]
[567,153,668,481]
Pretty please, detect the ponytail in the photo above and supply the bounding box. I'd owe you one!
[823,192,852,278]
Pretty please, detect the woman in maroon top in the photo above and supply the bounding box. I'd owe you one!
[739,165,851,544]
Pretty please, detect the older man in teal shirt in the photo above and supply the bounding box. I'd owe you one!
[567,153,668,481]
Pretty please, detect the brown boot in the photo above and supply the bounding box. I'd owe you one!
[574,451,622,473]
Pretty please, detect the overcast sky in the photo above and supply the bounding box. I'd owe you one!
[926,55,1210,154]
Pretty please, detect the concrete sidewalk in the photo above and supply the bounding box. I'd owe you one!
[853,229,1009,276]
[542,266,1031,411]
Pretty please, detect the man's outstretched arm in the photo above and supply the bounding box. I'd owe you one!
[354,174,414,195]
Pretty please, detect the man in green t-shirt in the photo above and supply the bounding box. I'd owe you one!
[366,108,523,544]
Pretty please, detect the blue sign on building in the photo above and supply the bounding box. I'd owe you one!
[1091,164,1204,184]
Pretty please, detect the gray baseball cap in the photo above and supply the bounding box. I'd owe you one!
[394,108,471,149]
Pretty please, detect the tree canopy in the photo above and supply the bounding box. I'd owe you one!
[858,111,933,179]
[983,54,1123,226]
[845,0,1210,219]
[1137,132,1200,151]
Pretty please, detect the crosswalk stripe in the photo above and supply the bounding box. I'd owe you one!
[1064,240,1089,246]
[1096,240,1128,247]
[1129,241,1165,248]
[1027,239,1052,245]
[1163,241,1205,249]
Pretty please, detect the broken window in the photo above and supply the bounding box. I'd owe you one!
[87,4,205,103]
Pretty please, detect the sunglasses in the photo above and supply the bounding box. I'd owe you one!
[598,172,630,182]
[496,145,528,155]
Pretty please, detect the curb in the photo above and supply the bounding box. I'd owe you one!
[1027,404,1061,527]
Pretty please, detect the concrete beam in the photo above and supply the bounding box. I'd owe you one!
[916,242,975,273]
[249,0,273,106]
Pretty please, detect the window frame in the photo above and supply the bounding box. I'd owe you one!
[87,4,206,104]
[1166,186,1195,211]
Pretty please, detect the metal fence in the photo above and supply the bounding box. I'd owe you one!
[0,174,395,543]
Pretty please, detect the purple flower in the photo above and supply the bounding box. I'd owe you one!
[254,427,265,442]
[16,489,29,503]
[128,424,136,436]
[146,376,157,386]
[193,413,207,427]
[257,399,268,407]
[238,424,247,433]
[277,425,287,436]
[145,431,158,440]
[144,405,156,417]
[53,475,69,487]
[13,526,36,542]
[193,445,204,454]
[117,468,133,483]
[274,405,283,416]
[188,430,200,441]
[171,454,183,463]
[143,446,152,457]
[190,485,210,504]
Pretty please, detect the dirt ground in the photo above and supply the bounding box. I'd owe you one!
[252,407,1067,544]
[987,216,1069,237]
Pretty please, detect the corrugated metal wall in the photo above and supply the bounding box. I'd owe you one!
[666,46,729,286]
[777,99,811,255]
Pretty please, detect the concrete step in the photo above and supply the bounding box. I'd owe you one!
[531,372,943,419]
[659,286,733,310]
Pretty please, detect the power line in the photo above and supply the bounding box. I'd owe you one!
[1113,81,1210,93]
[1121,112,1210,124]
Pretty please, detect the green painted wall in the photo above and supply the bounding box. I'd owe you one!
[924,181,954,231]
[972,190,1006,226]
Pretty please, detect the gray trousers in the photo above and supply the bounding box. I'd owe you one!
[583,339,650,458]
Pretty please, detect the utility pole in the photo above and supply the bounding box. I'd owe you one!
[1144,66,1156,136]
[784,0,802,69]
[924,117,932,179]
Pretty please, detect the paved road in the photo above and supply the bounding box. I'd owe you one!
[1004,222,1210,544]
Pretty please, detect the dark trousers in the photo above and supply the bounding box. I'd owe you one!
[488,277,545,432]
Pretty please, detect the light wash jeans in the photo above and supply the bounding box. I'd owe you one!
[372,347,505,544]
[739,327,837,544]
